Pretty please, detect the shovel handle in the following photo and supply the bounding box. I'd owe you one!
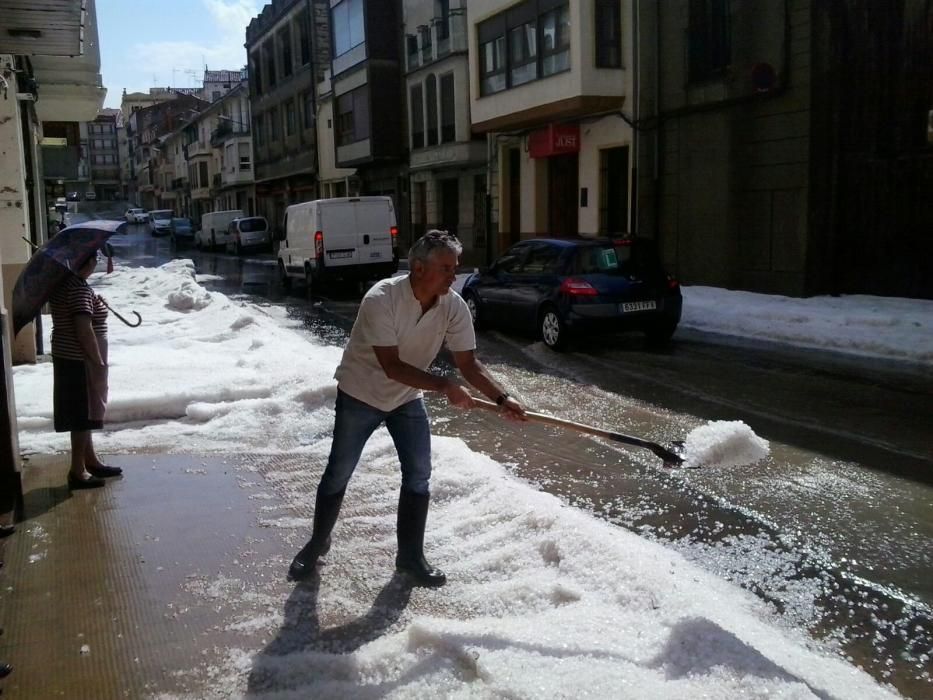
[472,397,684,465]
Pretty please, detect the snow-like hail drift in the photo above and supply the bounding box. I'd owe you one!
[681,420,770,469]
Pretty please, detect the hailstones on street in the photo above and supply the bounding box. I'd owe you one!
[681,420,770,469]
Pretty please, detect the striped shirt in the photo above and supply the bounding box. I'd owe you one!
[50,277,108,361]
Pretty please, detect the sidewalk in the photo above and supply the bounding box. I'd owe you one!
[0,452,308,697]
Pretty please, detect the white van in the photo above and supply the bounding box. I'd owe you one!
[196,209,244,250]
[277,197,398,291]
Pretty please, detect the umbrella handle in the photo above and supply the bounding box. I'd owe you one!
[101,299,142,328]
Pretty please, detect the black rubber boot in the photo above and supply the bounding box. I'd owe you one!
[395,488,446,587]
[288,488,346,581]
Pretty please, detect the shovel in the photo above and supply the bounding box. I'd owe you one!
[472,397,686,467]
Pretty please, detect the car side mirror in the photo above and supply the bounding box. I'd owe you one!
[103,242,115,258]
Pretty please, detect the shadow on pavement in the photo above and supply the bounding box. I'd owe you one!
[246,572,412,694]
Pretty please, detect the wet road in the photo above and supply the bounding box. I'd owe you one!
[110,220,933,697]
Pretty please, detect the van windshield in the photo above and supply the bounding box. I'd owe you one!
[237,217,267,233]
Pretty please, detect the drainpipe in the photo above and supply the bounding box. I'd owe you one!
[631,0,640,235]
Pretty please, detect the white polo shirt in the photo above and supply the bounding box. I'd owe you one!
[334,274,476,411]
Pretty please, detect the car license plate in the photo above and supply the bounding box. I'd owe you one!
[370,251,381,258]
[329,251,352,259]
[620,300,657,312]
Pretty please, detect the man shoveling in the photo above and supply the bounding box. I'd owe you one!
[289,230,526,586]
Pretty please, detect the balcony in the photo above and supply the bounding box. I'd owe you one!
[184,141,211,160]
[221,166,254,187]
[41,146,79,179]
[408,9,466,72]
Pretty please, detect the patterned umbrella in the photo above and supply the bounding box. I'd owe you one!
[12,220,126,336]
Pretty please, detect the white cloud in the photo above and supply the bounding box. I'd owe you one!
[130,0,259,89]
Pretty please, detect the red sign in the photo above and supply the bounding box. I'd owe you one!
[528,124,580,158]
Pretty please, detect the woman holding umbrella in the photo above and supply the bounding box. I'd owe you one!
[49,250,122,489]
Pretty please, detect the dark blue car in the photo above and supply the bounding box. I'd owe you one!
[461,237,682,350]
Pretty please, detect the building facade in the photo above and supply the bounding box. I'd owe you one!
[467,0,633,262]
[0,0,107,527]
[246,0,325,234]
[635,0,933,298]
[87,109,122,200]
[404,0,488,266]
[323,0,409,242]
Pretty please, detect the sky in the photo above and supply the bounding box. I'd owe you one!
[97,0,261,108]
[11,257,931,696]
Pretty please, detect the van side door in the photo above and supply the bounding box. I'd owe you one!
[354,199,393,266]
[319,200,357,268]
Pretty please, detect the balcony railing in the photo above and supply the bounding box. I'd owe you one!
[408,9,466,71]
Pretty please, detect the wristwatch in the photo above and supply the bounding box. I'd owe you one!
[495,393,509,406]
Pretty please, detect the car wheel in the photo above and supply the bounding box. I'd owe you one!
[234,242,242,256]
[304,265,315,296]
[540,306,567,350]
[211,234,217,251]
[279,261,292,290]
[644,319,679,347]
[463,292,483,329]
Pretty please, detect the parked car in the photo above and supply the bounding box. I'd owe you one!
[125,207,148,224]
[148,209,174,236]
[461,237,682,350]
[84,191,97,201]
[277,197,398,291]
[169,217,195,247]
[54,197,67,212]
[66,191,81,202]
[226,216,270,255]
[196,210,244,250]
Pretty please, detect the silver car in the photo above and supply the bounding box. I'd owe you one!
[227,216,270,254]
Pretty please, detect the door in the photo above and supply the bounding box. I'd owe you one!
[600,146,630,235]
[478,242,531,325]
[353,199,394,266]
[548,153,579,236]
[507,242,564,332]
[320,201,358,268]
[440,178,459,237]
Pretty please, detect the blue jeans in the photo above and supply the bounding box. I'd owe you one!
[318,389,433,496]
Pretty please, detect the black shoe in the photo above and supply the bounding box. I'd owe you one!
[0,525,14,539]
[87,464,123,478]
[287,487,346,581]
[395,488,446,587]
[68,473,105,490]
[0,663,10,678]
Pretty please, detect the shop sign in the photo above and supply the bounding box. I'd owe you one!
[528,124,580,158]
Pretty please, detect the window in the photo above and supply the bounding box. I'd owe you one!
[332,0,364,57]
[595,0,621,67]
[263,40,276,88]
[410,84,424,149]
[285,99,296,136]
[302,91,313,130]
[279,27,293,78]
[239,142,251,170]
[520,244,563,274]
[540,5,570,76]
[198,162,208,188]
[435,0,450,42]
[479,31,506,95]
[407,34,419,67]
[299,9,311,65]
[269,106,279,142]
[250,51,263,95]
[335,86,370,146]
[688,0,730,82]
[420,24,433,62]
[254,114,264,147]
[440,73,455,143]
[425,75,438,146]
[477,2,570,96]
[509,20,537,86]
